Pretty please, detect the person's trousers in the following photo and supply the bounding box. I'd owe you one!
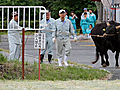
[72,23,77,34]
[9,43,21,60]
[41,39,53,55]
[81,25,88,34]
[56,38,71,58]
[86,30,91,34]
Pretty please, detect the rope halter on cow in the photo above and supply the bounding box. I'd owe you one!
[91,28,116,37]
[91,25,120,37]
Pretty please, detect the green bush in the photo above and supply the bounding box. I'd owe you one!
[0,54,7,63]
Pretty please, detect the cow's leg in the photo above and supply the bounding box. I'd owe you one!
[115,51,119,67]
[92,48,99,64]
[100,52,107,67]
[105,51,109,66]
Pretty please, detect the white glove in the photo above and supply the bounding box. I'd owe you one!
[52,38,56,43]
[74,37,77,41]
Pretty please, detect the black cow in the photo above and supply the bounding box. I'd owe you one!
[91,21,120,67]
[91,22,110,67]
[105,21,120,67]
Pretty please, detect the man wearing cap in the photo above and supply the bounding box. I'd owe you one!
[8,11,23,60]
[40,11,55,64]
[53,9,74,66]
[81,8,89,19]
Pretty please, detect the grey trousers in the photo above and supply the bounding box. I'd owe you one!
[56,38,72,58]
[41,39,53,55]
[9,43,21,60]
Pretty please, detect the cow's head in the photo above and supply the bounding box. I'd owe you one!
[106,21,120,34]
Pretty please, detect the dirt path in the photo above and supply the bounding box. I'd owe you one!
[0,80,120,90]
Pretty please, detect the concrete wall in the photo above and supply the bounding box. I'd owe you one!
[101,0,120,22]
[116,9,120,23]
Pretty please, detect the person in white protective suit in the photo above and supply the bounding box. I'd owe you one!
[8,11,29,60]
[53,9,75,66]
[40,11,56,64]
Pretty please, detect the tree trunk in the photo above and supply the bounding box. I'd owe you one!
[95,1,103,24]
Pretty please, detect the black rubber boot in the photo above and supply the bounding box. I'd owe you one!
[41,54,44,64]
[48,54,52,64]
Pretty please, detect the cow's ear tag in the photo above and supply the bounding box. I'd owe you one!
[103,29,106,31]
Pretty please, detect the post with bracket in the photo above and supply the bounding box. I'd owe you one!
[34,33,46,80]
[22,28,25,80]
[39,49,41,80]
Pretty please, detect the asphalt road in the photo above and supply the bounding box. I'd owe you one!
[0,35,120,80]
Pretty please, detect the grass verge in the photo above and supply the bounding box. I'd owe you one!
[0,53,109,81]
[0,31,35,35]
[0,32,7,35]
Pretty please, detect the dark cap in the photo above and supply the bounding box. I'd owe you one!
[11,11,18,17]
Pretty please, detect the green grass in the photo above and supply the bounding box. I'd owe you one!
[0,48,9,53]
[24,31,36,35]
[0,54,7,63]
[0,32,7,35]
[0,54,109,81]
[0,31,35,35]
[40,64,109,81]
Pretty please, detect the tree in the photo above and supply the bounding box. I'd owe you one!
[95,1,103,23]
[0,0,97,28]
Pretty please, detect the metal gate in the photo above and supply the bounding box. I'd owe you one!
[0,6,47,80]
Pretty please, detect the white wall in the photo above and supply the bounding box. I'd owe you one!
[116,9,120,23]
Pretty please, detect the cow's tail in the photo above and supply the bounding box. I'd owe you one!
[92,50,100,64]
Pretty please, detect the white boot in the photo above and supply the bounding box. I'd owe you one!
[64,55,68,66]
[58,58,62,66]
[87,34,89,38]
[89,35,91,38]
